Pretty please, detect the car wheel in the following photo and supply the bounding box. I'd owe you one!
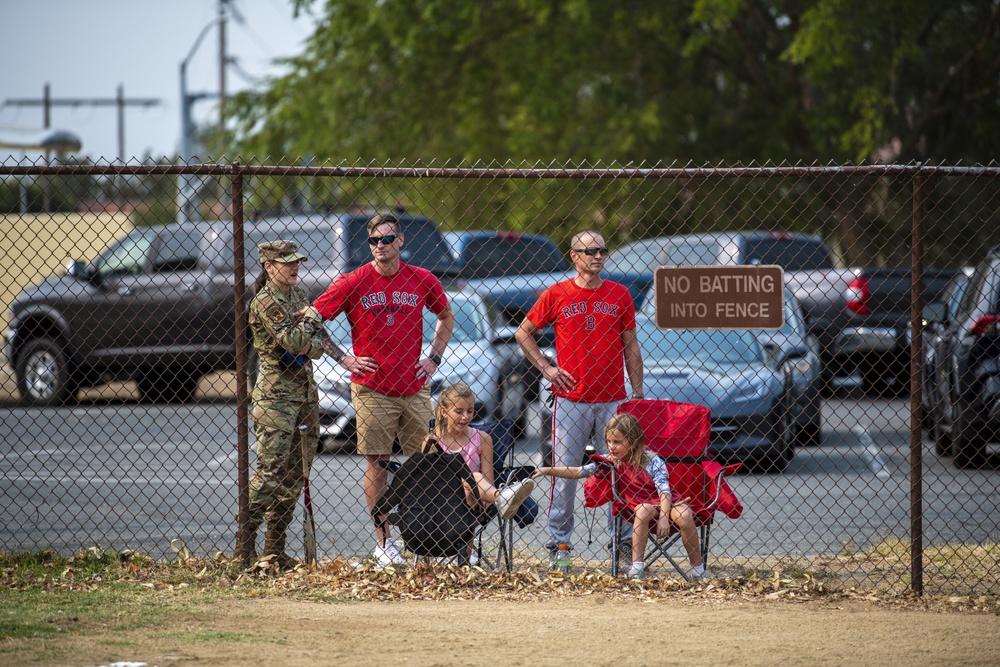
[137,367,200,404]
[318,436,358,455]
[951,396,985,469]
[764,400,796,473]
[795,420,822,448]
[497,365,529,439]
[15,337,78,406]
[932,375,955,456]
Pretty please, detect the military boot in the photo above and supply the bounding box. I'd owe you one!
[236,514,261,564]
[262,508,297,571]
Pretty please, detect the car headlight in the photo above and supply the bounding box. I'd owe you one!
[734,375,772,403]
[782,356,814,384]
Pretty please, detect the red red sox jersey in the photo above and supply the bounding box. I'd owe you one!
[526,279,636,403]
[313,262,448,396]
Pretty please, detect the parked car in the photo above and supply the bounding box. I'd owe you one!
[607,230,957,394]
[921,253,1000,468]
[540,315,805,473]
[5,211,454,406]
[443,230,567,279]
[641,286,823,447]
[921,267,974,443]
[313,290,534,453]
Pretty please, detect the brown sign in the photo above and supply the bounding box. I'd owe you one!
[654,265,785,330]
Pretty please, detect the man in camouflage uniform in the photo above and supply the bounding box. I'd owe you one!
[247,240,325,569]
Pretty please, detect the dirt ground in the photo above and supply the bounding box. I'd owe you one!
[10,597,998,667]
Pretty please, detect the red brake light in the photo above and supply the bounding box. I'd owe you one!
[845,277,869,315]
[971,315,1000,337]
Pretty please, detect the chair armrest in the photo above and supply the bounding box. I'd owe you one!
[699,461,743,518]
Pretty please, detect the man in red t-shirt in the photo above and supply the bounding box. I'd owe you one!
[516,229,644,562]
[313,214,454,567]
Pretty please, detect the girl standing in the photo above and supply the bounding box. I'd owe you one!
[533,413,706,580]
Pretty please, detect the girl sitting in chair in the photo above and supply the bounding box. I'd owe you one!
[423,382,535,520]
[532,413,706,580]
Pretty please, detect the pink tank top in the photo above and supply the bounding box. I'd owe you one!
[439,429,482,473]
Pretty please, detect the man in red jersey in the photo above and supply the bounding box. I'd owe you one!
[516,229,644,565]
[314,214,454,567]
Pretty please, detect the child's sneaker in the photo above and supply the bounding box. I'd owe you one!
[627,562,645,579]
[496,479,535,519]
[373,543,406,567]
[689,566,709,582]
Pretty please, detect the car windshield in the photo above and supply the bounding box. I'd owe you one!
[637,320,760,365]
[607,239,722,274]
[607,243,663,274]
[323,296,485,345]
[741,238,833,271]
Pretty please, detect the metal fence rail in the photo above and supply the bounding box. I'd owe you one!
[2,158,998,595]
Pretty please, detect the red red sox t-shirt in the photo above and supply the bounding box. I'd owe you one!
[314,262,448,396]
[526,278,636,403]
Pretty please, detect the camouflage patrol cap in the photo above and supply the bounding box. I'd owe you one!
[258,240,308,264]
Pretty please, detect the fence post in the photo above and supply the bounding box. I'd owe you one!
[231,161,252,567]
[910,165,926,596]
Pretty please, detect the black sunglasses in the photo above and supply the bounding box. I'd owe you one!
[368,234,398,246]
[571,246,609,257]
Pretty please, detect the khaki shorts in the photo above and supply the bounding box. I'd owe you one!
[352,383,432,456]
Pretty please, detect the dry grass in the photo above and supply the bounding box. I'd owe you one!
[2,547,996,614]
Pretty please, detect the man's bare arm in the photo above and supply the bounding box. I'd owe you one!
[516,317,576,394]
[622,327,644,398]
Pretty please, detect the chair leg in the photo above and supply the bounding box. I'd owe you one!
[701,524,712,571]
[611,515,622,577]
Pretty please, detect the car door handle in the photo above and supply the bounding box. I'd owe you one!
[117,285,134,296]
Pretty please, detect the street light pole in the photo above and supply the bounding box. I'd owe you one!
[177,19,221,223]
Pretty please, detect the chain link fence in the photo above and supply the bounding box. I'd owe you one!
[1,158,998,595]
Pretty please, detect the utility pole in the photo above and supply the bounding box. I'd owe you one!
[219,0,227,130]
[5,83,162,163]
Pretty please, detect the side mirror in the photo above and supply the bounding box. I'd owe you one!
[922,301,947,325]
[66,259,86,279]
[86,266,105,289]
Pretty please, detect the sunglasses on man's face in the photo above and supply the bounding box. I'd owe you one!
[571,246,609,257]
[368,234,398,246]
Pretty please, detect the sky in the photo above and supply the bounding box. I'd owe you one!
[0,0,317,163]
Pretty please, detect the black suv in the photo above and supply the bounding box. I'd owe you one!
[923,249,1000,468]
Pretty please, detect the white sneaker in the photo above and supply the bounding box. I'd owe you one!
[373,543,406,567]
[627,563,645,579]
[495,479,535,520]
[690,567,709,582]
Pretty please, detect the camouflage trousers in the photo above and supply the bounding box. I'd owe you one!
[248,398,319,525]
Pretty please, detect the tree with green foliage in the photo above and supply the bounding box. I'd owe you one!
[227,0,1000,265]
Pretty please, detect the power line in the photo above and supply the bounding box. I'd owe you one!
[4,83,162,161]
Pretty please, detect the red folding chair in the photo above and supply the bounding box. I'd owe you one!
[584,399,743,580]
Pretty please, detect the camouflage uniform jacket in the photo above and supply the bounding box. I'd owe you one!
[249,283,323,404]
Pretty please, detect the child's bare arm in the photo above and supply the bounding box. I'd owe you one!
[532,466,584,480]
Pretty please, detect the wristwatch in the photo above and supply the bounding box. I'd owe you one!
[429,353,443,366]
